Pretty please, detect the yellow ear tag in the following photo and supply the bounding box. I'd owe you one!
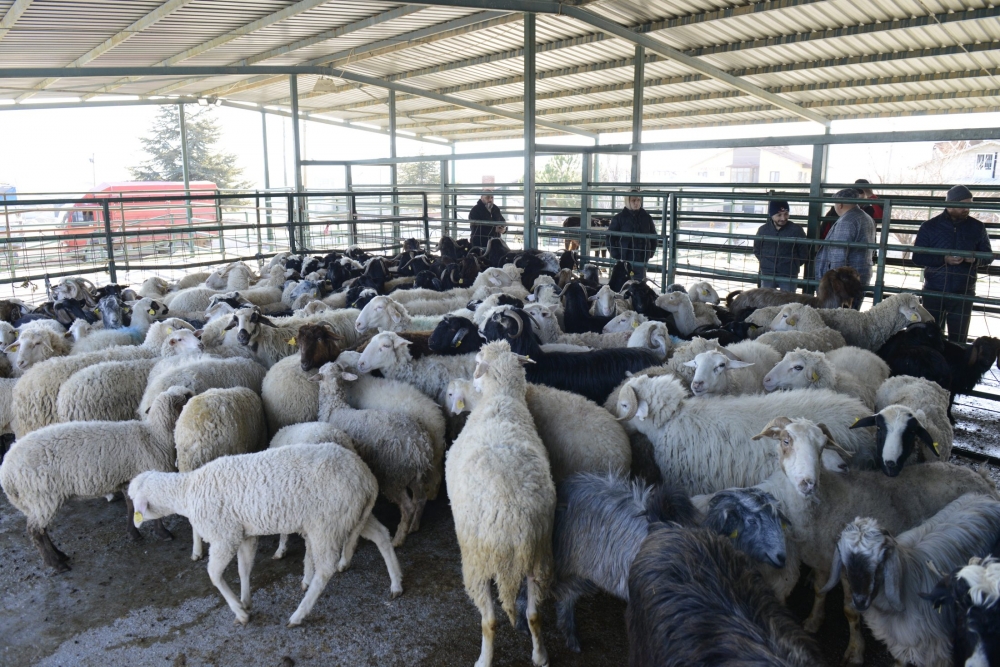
[811,371,819,382]
[786,317,797,327]
[166,327,173,334]
[729,530,738,538]
[632,320,639,328]
[458,279,464,284]
[12,331,17,338]
[456,399,465,412]
[932,442,940,455]
[133,511,144,526]
[287,336,297,346]
[93,308,100,314]
[853,416,860,423]
[148,309,156,315]
[910,313,919,322]
[455,339,462,347]
[629,271,635,277]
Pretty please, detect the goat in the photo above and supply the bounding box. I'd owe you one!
[728,266,863,320]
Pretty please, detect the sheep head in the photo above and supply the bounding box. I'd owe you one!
[523,304,560,343]
[161,329,204,356]
[762,348,828,392]
[355,295,408,333]
[825,517,902,613]
[356,331,410,373]
[851,406,938,477]
[297,322,344,372]
[683,350,753,397]
[472,340,532,393]
[752,417,851,497]
[629,321,671,361]
[689,281,720,305]
[705,488,789,569]
[894,293,934,324]
[445,378,476,416]
[603,311,646,334]
[225,306,275,348]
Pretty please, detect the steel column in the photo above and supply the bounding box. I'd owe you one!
[523,12,537,249]
[667,193,678,285]
[389,89,400,251]
[178,103,195,254]
[580,152,590,259]
[345,165,357,247]
[440,159,449,237]
[630,44,644,184]
[872,200,893,304]
[261,108,273,242]
[289,75,306,250]
[805,142,828,293]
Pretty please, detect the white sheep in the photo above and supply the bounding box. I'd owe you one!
[5,325,72,374]
[755,325,846,355]
[688,281,721,305]
[446,377,631,482]
[222,305,359,368]
[763,348,876,409]
[825,346,890,389]
[69,297,168,354]
[138,276,170,299]
[137,355,266,418]
[682,340,781,397]
[127,443,403,627]
[613,374,875,495]
[174,387,269,561]
[314,360,434,548]
[163,262,253,312]
[229,263,287,306]
[0,386,192,572]
[589,284,629,318]
[353,295,444,334]
[654,291,720,336]
[445,341,555,667]
[813,293,934,351]
[356,330,477,405]
[56,357,161,423]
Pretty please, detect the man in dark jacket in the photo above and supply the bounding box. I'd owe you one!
[468,191,506,249]
[608,190,657,280]
[911,184,994,342]
[753,200,808,291]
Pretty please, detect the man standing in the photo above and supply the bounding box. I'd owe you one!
[608,189,657,280]
[814,188,875,310]
[468,191,506,249]
[911,185,994,342]
[855,179,883,220]
[753,200,808,292]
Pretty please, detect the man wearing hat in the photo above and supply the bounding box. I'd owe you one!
[911,185,994,342]
[814,188,876,310]
[608,189,657,281]
[468,191,507,249]
[753,200,808,291]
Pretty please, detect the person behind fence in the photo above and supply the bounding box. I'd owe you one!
[753,199,807,292]
[854,178,883,220]
[468,190,506,249]
[911,184,994,343]
[814,187,875,310]
[608,189,656,281]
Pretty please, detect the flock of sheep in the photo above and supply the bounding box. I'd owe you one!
[1,237,1000,667]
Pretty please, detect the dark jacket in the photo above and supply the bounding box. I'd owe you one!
[753,219,808,279]
[468,200,505,249]
[911,210,993,295]
[608,206,657,264]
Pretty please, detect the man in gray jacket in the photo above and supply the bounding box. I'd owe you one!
[815,188,875,309]
[753,200,808,291]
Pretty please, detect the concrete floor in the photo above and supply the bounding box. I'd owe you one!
[1,397,998,667]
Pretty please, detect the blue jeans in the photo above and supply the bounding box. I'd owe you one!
[760,278,796,292]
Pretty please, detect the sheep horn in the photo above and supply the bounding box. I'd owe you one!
[819,547,843,594]
[507,311,524,338]
[616,384,639,421]
[757,416,792,435]
[816,423,852,458]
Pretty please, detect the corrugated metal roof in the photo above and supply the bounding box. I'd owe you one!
[1,0,1000,140]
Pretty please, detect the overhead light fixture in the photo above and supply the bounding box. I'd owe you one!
[214,98,223,107]
[197,98,209,106]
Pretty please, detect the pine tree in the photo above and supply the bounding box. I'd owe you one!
[130,106,249,189]
[397,158,440,185]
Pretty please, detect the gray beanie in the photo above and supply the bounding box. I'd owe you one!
[946,185,973,202]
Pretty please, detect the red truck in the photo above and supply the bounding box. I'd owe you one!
[58,181,218,260]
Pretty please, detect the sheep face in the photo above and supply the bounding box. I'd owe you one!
[851,406,938,477]
[296,323,344,372]
[98,294,127,329]
[445,379,474,415]
[67,319,93,343]
[762,350,822,393]
[523,304,560,343]
[356,331,410,373]
[689,281,720,305]
[590,285,618,318]
[752,417,827,497]
[896,294,934,324]
[683,350,753,397]
[827,517,901,613]
[603,311,646,334]
[656,291,687,312]
[7,328,57,371]
[355,296,405,333]
[429,317,480,355]
[133,297,168,319]
[224,306,275,347]
[206,292,249,319]
[162,329,204,356]
[705,488,789,569]
[128,471,169,526]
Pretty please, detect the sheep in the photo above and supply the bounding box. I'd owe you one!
[5,324,72,374]
[68,297,169,354]
[755,325,847,355]
[444,341,555,667]
[56,357,161,423]
[825,345,891,389]
[222,305,359,368]
[923,557,1000,667]
[137,356,266,418]
[654,291,721,336]
[763,348,876,408]
[524,303,659,352]
[138,276,170,299]
[751,417,997,663]
[850,374,954,475]
[589,284,628,318]
[353,295,445,334]
[626,522,822,667]
[314,360,434,548]
[356,330,477,405]
[727,266,864,318]
[688,281,720,305]
[551,473,790,653]
[613,375,875,495]
[428,316,483,356]
[0,386,192,572]
[814,292,934,350]
[231,263,287,306]
[127,443,403,627]
[445,378,630,482]
[825,494,1000,667]
[163,262,253,312]
[683,346,777,397]
[770,306,892,380]
[561,282,612,334]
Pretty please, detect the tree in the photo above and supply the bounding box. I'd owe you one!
[398,159,440,185]
[537,154,581,183]
[130,106,249,189]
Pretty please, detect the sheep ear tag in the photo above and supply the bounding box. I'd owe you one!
[811,371,819,383]
[910,313,919,322]
[287,336,296,346]
[786,317,797,327]
[632,320,639,328]
[932,442,940,456]
[456,399,465,412]
[148,308,156,315]
[729,530,738,539]
[133,511,144,527]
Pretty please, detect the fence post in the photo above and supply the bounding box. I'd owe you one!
[101,199,117,283]
[286,194,297,255]
[422,192,430,253]
[872,199,892,304]
[660,193,669,291]
[216,192,226,259]
[254,191,263,259]
[580,153,590,261]
[667,193,678,285]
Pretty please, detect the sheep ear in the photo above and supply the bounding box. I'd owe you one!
[635,400,649,422]
[819,547,843,594]
[588,294,599,301]
[308,374,323,383]
[341,372,359,382]
[392,336,411,349]
[193,329,203,339]
[752,426,782,441]
[5,341,19,352]
[682,360,698,368]
[257,315,277,328]
[223,318,238,331]
[389,304,402,324]
[851,415,878,429]
[727,360,754,369]
[881,543,904,610]
[133,495,148,516]
[516,354,535,366]
[911,420,939,457]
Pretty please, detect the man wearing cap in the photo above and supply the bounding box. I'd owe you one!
[753,200,808,291]
[855,179,883,220]
[911,185,994,342]
[608,190,657,281]
[814,188,876,310]
[468,191,506,249]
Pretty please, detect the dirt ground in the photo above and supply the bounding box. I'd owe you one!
[2,396,998,667]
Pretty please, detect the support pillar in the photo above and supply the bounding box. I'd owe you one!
[805,141,829,294]
[523,12,536,249]
[389,89,400,251]
[178,103,194,253]
[289,75,306,249]
[630,44,644,184]
[261,108,273,242]
[580,152,591,259]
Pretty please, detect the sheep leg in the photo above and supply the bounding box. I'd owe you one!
[554,576,590,652]
[841,577,865,665]
[337,513,369,573]
[28,527,70,573]
[206,542,248,625]
[150,519,173,541]
[392,495,415,548]
[237,536,258,611]
[360,514,403,598]
[407,479,427,534]
[302,534,314,591]
[526,575,549,667]
[287,537,336,627]
[191,529,204,561]
[124,495,143,542]
[272,533,290,560]
[470,577,496,667]
[803,574,827,633]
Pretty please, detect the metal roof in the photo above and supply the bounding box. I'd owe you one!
[1,0,1000,142]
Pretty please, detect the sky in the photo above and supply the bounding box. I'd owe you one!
[3,102,1000,195]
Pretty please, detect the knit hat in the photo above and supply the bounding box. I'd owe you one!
[946,185,973,202]
[768,200,790,218]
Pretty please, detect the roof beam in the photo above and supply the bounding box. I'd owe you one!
[0,0,32,42]
[142,5,432,98]
[15,0,194,102]
[81,0,340,100]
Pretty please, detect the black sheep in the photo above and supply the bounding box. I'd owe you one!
[428,316,482,355]
[560,281,612,334]
[608,260,635,292]
[623,281,679,336]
